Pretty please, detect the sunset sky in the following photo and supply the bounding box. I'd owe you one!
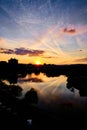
[0,0,87,64]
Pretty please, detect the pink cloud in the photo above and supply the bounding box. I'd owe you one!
[63,25,87,35]
[63,28,76,34]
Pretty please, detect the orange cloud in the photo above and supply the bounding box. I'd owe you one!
[75,57,87,62]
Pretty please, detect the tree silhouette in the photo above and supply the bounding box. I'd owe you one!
[24,88,38,104]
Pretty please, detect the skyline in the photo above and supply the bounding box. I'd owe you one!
[0,0,87,64]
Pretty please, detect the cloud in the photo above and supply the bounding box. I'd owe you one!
[63,25,87,35]
[42,56,56,59]
[18,78,43,83]
[0,48,14,54]
[63,28,76,34]
[75,57,87,62]
[0,47,45,56]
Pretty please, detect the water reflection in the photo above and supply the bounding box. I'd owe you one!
[1,72,87,112]
[18,73,68,98]
[17,73,87,111]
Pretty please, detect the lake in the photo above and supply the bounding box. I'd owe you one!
[14,72,87,112]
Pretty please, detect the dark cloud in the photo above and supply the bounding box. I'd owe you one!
[15,48,30,55]
[0,48,14,54]
[18,78,43,83]
[63,28,76,34]
[27,49,45,56]
[0,47,45,56]
[75,57,87,62]
[0,48,5,50]
[42,56,56,58]
[79,50,82,51]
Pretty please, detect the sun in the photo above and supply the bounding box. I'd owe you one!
[35,60,42,65]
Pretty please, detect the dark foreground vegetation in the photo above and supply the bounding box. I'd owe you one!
[0,58,87,129]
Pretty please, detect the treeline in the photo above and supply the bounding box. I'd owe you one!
[0,58,87,77]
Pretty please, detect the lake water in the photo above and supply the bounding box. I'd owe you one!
[16,72,87,111]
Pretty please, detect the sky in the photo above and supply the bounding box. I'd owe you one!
[0,0,87,64]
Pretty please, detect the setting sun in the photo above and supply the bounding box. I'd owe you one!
[35,60,42,65]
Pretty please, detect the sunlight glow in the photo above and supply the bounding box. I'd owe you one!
[35,60,42,65]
